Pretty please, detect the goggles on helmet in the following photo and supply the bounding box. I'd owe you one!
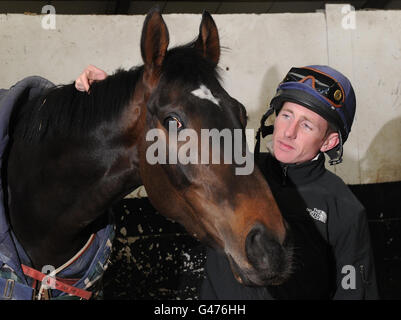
[281,67,345,108]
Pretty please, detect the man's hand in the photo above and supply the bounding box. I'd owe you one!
[75,65,108,92]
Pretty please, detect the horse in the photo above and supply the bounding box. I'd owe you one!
[0,9,293,299]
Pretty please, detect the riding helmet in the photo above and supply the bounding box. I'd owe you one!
[257,65,356,165]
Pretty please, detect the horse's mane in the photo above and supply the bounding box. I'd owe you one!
[12,66,143,143]
[11,42,220,143]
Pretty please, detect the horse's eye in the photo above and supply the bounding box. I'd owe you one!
[163,115,183,130]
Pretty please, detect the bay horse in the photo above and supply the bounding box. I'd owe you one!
[1,9,293,299]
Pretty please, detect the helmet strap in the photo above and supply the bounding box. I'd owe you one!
[254,107,275,160]
[326,130,344,165]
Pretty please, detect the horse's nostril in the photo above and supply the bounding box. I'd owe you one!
[245,223,282,271]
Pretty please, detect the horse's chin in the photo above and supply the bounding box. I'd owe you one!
[226,254,288,287]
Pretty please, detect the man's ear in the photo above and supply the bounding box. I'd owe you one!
[320,132,340,152]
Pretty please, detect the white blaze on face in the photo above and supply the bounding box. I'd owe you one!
[191,84,220,108]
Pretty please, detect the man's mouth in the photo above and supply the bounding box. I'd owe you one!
[277,140,295,151]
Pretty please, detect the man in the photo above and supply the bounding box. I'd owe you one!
[75,65,379,299]
[201,65,379,299]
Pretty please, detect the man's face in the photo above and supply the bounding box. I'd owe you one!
[272,101,337,164]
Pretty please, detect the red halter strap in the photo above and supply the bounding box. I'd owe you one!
[21,264,92,300]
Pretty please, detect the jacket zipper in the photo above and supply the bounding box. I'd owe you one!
[282,165,288,186]
[359,264,370,299]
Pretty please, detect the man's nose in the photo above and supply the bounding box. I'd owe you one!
[284,121,297,139]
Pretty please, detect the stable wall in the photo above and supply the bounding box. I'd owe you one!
[1,4,400,185]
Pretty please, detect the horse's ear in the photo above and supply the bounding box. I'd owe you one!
[141,8,169,88]
[194,11,220,65]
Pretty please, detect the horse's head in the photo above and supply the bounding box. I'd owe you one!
[133,9,293,286]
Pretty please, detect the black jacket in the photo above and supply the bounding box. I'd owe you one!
[200,152,379,300]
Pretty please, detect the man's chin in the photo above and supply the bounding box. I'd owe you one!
[273,150,297,164]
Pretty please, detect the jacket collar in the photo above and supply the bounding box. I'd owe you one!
[269,152,327,186]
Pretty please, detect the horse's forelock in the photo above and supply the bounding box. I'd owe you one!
[162,44,221,86]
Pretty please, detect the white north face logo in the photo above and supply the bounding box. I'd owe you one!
[307,208,327,223]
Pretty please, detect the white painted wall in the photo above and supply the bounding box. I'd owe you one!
[1,4,400,185]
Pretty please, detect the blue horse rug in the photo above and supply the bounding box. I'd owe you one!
[0,77,115,300]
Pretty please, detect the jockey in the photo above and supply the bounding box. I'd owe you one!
[201,65,379,299]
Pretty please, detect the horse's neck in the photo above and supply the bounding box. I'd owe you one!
[7,137,142,269]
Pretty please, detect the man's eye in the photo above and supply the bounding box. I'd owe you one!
[164,115,183,129]
[302,123,312,130]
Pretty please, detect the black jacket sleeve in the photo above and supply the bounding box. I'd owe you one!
[332,209,379,299]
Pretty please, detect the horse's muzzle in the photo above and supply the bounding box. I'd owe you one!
[242,222,293,286]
